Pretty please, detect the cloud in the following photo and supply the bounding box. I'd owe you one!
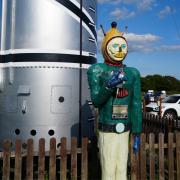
[97,29,105,53]
[129,44,180,53]
[125,33,180,53]
[97,30,180,53]
[137,0,155,11]
[97,0,121,4]
[98,0,156,11]
[97,28,104,44]
[97,30,160,52]
[158,45,180,51]
[110,8,136,19]
[128,44,152,53]
[158,6,171,19]
[124,33,160,43]
[124,32,160,52]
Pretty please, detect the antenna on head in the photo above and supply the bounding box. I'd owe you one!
[100,24,106,36]
[125,26,128,33]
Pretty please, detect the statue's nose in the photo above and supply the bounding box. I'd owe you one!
[119,46,122,52]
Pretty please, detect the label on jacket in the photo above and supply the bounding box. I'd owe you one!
[112,105,128,119]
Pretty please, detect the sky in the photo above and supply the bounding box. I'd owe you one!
[97,0,180,80]
[0,0,179,79]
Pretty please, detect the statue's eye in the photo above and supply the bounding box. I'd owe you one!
[112,43,119,49]
[121,44,126,49]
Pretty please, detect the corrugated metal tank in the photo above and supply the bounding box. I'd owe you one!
[0,0,96,150]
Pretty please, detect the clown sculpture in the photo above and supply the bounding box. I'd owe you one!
[87,22,142,180]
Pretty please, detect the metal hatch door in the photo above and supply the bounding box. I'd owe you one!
[51,85,72,114]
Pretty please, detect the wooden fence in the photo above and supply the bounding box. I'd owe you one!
[0,137,88,180]
[130,133,180,180]
[142,97,180,133]
[142,113,180,138]
[1,133,180,180]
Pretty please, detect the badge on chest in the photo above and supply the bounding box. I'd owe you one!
[112,105,128,120]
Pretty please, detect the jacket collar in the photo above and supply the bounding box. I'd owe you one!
[105,59,123,67]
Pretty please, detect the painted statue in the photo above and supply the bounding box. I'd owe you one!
[87,22,142,180]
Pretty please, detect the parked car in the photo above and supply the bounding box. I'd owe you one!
[146,94,180,119]
[144,90,166,105]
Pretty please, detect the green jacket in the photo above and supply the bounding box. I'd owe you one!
[87,63,142,134]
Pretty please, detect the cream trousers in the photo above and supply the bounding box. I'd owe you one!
[98,131,130,180]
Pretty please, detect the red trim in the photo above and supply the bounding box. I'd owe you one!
[117,88,129,98]
[105,60,123,67]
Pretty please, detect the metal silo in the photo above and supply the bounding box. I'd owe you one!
[0,0,96,149]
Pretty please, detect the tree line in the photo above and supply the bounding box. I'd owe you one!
[141,74,180,92]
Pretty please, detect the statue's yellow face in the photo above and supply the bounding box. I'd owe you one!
[106,36,128,62]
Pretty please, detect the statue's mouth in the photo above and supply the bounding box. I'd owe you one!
[114,52,125,58]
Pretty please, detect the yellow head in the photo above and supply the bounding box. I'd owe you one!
[101,22,128,64]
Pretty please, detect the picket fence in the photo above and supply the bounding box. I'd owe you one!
[0,133,180,180]
[130,133,180,180]
[1,137,88,180]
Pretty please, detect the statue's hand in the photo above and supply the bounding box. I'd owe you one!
[105,70,128,89]
[133,135,140,154]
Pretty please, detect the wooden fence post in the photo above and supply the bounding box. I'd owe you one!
[81,138,88,180]
[155,115,159,135]
[149,133,155,180]
[147,113,151,134]
[49,138,56,180]
[143,114,145,133]
[161,117,164,133]
[26,139,34,180]
[140,133,146,180]
[71,137,77,180]
[168,133,174,180]
[60,137,67,180]
[175,118,178,130]
[38,138,45,180]
[168,118,173,132]
[3,139,11,180]
[130,134,139,180]
[176,133,180,180]
[14,139,22,180]
[143,98,146,113]
[158,133,164,180]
